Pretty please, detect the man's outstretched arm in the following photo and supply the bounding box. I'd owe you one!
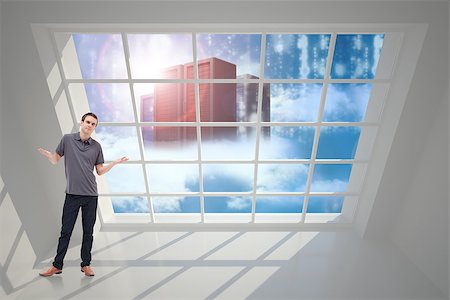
[37,148,61,165]
[95,157,129,176]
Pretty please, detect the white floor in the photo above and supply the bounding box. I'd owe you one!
[1,230,447,300]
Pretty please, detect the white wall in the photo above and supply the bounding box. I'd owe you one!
[0,0,3,172]
[390,93,449,297]
[0,4,5,296]
[0,1,448,298]
[356,3,448,297]
[361,0,448,237]
[2,10,65,264]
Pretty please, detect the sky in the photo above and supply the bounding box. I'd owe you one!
[71,33,384,215]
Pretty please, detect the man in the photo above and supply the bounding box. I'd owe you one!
[38,112,128,277]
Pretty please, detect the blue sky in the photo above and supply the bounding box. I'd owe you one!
[72,33,384,215]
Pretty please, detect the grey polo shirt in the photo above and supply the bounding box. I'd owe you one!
[56,132,104,196]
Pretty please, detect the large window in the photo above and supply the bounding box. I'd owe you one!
[50,29,396,225]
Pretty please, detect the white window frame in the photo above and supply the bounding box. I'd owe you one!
[31,23,427,231]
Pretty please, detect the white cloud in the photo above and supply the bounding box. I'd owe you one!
[112,197,148,213]
[100,129,313,195]
[310,179,348,192]
[257,164,309,192]
[202,138,256,160]
[145,141,198,160]
[237,62,261,78]
[259,127,314,159]
[270,84,322,122]
[152,196,183,213]
[226,197,252,210]
[257,196,301,204]
[372,34,384,77]
[203,164,254,191]
[147,164,199,193]
[323,84,370,121]
[259,134,293,159]
[105,164,146,193]
[94,128,141,161]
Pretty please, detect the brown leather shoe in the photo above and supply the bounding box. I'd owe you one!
[81,266,95,276]
[39,266,62,277]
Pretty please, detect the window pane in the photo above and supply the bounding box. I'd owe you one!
[128,34,193,79]
[331,34,384,79]
[111,196,149,213]
[323,84,371,122]
[72,34,128,79]
[307,196,344,213]
[104,164,146,193]
[256,196,303,213]
[316,127,361,159]
[199,83,236,122]
[203,164,254,192]
[204,197,252,213]
[201,127,256,160]
[257,164,309,192]
[146,164,199,193]
[268,84,322,122]
[135,83,196,122]
[196,34,262,78]
[236,82,263,122]
[259,126,315,159]
[152,196,200,213]
[69,83,135,123]
[142,127,197,160]
[310,164,352,192]
[265,34,330,79]
[95,126,141,161]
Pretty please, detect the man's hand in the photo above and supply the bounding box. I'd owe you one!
[96,157,129,176]
[37,148,61,165]
[113,156,129,165]
[37,148,51,158]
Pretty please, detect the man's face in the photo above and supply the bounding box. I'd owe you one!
[80,116,97,135]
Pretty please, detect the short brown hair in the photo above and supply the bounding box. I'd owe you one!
[81,112,98,123]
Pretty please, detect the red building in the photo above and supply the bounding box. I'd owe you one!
[140,58,272,144]
[153,65,186,141]
[148,57,238,142]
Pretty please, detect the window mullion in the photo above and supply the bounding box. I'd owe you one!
[251,32,267,223]
[192,33,205,223]
[121,32,155,223]
[301,33,337,223]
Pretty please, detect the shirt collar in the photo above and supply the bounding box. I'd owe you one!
[74,132,93,145]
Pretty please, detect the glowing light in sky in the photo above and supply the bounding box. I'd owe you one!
[128,34,193,79]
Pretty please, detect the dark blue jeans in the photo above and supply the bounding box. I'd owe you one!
[53,194,98,270]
